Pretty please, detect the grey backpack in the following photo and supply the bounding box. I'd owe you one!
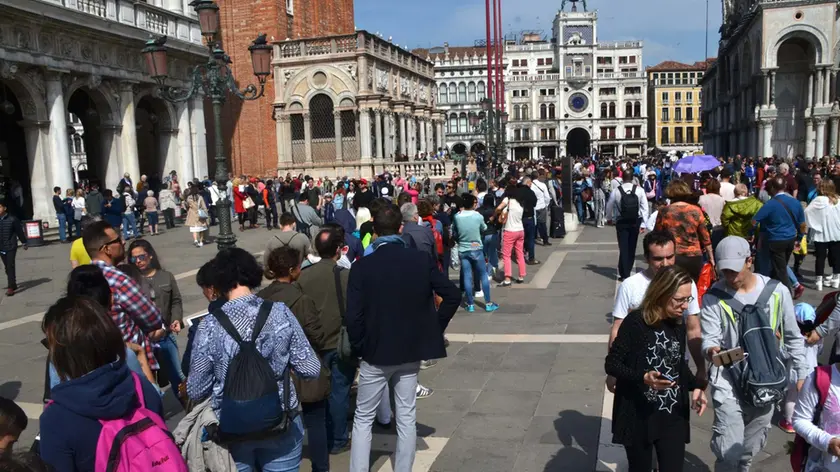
[708,281,788,408]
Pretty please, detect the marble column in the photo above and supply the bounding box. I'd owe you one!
[374,109,384,159]
[757,122,765,158]
[770,71,776,107]
[763,120,774,157]
[276,112,291,165]
[303,112,312,163]
[437,120,444,150]
[118,83,140,183]
[807,71,815,109]
[100,125,121,189]
[815,118,826,158]
[399,113,407,157]
[333,111,343,162]
[419,118,426,156]
[806,119,815,158]
[823,68,831,106]
[175,101,194,184]
[762,72,770,109]
[45,73,74,199]
[359,108,372,161]
[830,117,839,156]
[383,111,392,158]
[22,121,52,222]
[190,95,208,180]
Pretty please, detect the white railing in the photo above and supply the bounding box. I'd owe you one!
[66,0,202,45]
[507,73,561,82]
[145,10,168,35]
[598,71,645,79]
[505,43,553,52]
[77,0,106,17]
[598,41,643,50]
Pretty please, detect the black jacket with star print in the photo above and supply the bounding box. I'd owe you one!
[605,309,700,446]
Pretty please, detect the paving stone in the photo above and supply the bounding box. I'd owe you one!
[523,413,601,448]
[469,390,541,417]
[534,392,602,418]
[429,369,492,390]
[543,372,605,394]
[484,371,549,392]
[430,438,521,472]
[513,443,597,472]
[419,389,481,413]
[452,413,531,441]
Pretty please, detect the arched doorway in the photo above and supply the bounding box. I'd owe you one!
[566,128,590,157]
[68,89,105,186]
[470,142,486,154]
[309,93,335,163]
[0,83,30,220]
[451,142,467,155]
[136,95,171,190]
[773,36,816,157]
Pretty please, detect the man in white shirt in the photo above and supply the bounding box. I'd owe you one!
[606,172,649,280]
[530,170,553,246]
[607,230,705,392]
[719,168,736,201]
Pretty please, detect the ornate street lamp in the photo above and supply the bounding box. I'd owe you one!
[141,2,271,250]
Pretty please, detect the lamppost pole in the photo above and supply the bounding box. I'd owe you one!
[141,0,271,250]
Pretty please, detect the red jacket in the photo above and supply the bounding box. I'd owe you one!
[233,188,247,213]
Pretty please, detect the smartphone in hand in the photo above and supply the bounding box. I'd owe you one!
[712,347,745,367]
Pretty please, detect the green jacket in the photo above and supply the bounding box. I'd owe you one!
[721,196,763,238]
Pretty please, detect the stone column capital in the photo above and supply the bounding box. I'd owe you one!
[333,110,342,119]
[302,112,311,120]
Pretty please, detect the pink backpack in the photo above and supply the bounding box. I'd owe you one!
[790,365,831,472]
[94,373,187,472]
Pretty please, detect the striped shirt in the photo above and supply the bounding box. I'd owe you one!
[92,260,163,369]
[186,294,321,413]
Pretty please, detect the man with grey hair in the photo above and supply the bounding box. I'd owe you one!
[400,202,436,266]
[778,162,798,198]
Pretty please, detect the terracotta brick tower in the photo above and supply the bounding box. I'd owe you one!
[208,0,355,178]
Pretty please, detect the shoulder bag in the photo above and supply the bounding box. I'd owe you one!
[333,265,355,362]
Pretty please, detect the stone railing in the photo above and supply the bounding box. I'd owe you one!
[60,0,202,45]
[392,160,451,178]
[508,73,561,82]
[597,71,644,79]
[275,158,454,179]
[598,40,643,50]
[506,43,553,52]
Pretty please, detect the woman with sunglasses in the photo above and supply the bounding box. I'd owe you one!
[605,266,707,472]
[128,239,186,402]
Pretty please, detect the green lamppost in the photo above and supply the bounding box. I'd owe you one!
[141,0,272,250]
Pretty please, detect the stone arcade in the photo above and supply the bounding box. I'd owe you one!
[0,0,208,224]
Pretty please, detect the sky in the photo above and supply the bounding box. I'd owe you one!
[354,0,723,67]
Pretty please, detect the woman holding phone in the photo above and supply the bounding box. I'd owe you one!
[605,266,707,472]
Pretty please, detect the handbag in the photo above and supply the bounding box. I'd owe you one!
[333,265,355,362]
[243,196,255,210]
[198,208,208,219]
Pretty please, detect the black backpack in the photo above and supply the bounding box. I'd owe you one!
[213,301,294,441]
[618,185,640,222]
[707,281,788,408]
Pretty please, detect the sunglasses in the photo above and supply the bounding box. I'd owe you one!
[130,254,149,263]
[100,236,122,250]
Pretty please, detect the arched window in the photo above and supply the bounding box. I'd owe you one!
[459,112,467,132]
[625,102,633,118]
[540,104,547,120]
[458,83,467,102]
[600,103,608,118]
[309,94,335,139]
[609,102,616,118]
[634,101,641,117]
[514,105,521,121]
[73,135,83,154]
[660,127,669,144]
[439,86,448,104]
[477,81,486,100]
[548,104,556,119]
[467,82,476,102]
[522,105,529,120]
[449,83,457,103]
[449,113,458,133]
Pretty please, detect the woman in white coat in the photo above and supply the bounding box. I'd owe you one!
[805,179,840,291]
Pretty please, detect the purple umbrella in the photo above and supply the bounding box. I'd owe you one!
[673,155,720,174]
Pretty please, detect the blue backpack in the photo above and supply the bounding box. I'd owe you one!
[212,301,294,441]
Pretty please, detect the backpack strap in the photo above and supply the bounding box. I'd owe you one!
[213,301,273,346]
[811,365,832,429]
[130,372,146,409]
[333,265,345,322]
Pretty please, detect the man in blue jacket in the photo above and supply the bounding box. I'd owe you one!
[345,204,460,472]
[752,175,806,294]
[100,189,123,230]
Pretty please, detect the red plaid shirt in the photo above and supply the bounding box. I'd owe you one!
[92,260,163,369]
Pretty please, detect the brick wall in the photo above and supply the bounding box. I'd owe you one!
[204,0,354,179]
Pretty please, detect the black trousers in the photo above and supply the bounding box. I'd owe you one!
[536,208,550,243]
[768,238,796,293]
[675,254,704,283]
[625,422,686,472]
[209,205,217,226]
[248,206,258,226]
[815,241,840,277]
[265,203,278,228]
[1,248,17,290]
[237,212,247,226]
[616,219,641,279]
[162,208,175,229]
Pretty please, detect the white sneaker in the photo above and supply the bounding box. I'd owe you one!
[833,275,840,288]
[198,241,203,248]
[816,276,824,292]
[474,290,484,299]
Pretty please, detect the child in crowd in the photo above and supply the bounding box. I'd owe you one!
[0,397,27,457]
[782,303,822,433]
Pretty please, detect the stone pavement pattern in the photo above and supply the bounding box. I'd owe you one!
[0,223,817,471]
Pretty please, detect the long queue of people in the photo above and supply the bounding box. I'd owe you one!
[595,153,840,471]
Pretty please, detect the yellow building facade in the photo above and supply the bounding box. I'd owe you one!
[646,61,712,154]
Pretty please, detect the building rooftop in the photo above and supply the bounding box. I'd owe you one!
[646,58,716,72]
[412,45,489,62]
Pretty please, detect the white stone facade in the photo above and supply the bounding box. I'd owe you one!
[0,0,208,224]
[419,8,647,161]
[271,32,447,179]
[702,0,840,159]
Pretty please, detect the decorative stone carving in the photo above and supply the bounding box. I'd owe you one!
[366,64,373,88]
[0,60,18,79]
[283,68,296,84]
[15,27,31,49]
[0,24,6,46]
[116,49,128,68]
[38,31,53,55]
[23,68,45,101]
[60,37,75,58]
[400,77,409,97]
[88,74,102,90]
[19,99,36,117]
[97,45,110,65]
[376,68,388,92]
[345,63,357,82]
[81,41,94,61]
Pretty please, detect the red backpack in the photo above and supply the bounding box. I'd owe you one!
[422,216,444,256]
[790,365,831,472]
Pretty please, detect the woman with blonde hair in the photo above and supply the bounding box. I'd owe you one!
[805,179,840,290]
[605,265,707,472]
[654,180,714,281]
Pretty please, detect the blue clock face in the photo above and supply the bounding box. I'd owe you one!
[569,93,588,112]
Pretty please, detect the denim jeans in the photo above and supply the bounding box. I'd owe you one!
[324,350,356,451]
[523,216,537,261]
[153,332,185,394]
[57,213,67,242]
[146,211,159,233]
[574,197,585,223]
[460,250,491,306]
[230,415,304,472]
[483,232,499,273]
[349,361,420,472]
[301,400,329,472]
[122,213,137,239]
[73,218,82,238]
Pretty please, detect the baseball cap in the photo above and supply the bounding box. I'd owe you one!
[794,303,816,324]
[359,179,368,185]
[715,236,751,272]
